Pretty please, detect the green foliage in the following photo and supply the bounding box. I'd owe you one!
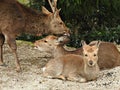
[17,0,120,47]
[27,0,45,11]
[17,0,29,4]
[57,0,120,47]
[16,33,47,42]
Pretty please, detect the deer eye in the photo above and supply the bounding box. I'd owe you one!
[59,22,63,25]
[94,54,97,56]
[44,40,47,43]
[85,54,88,57]
[54,24,57,28]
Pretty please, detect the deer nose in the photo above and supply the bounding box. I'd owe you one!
[64,32,70,37]
[89,60,93,65]
[58,36,70,44]
[64,29,71,37]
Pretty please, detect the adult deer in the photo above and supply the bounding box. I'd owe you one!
[0,0,70,71]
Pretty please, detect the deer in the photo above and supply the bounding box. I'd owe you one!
[34,35,120,70]
[42,41,100,82]
[89,41,120,70]
[34,35,82,58]
[0,0,70,71]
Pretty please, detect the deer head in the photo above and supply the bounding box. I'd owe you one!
[42,0,70,36]
[81,41,100,67]
[34,35,58,52]
[34,35,70,52]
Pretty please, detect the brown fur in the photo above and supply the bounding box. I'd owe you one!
[0,0,69,71]
[89,41,120,70]
[42,41,100,82]
[34,35,120,70]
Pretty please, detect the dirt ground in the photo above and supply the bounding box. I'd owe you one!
[0,40,120,90]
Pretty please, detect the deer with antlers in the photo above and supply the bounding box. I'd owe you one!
[0,0,70,71]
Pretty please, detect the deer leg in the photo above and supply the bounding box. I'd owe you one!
[0,34,5,65]
[6,35,21,72]
[55,75,66,80]
[67,73,86,82]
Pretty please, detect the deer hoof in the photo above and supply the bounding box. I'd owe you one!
[80,78,87,83]
[57,75,66,80]
[16,67,21,72]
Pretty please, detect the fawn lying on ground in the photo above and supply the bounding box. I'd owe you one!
[34,35,120,70]
[42,41,100,82]
[0,0,69,71]
[34,35,82,58]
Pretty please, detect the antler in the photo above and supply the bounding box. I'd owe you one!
[53,0,57,11]
[48,0,58,13]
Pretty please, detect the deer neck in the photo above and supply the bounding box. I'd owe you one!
[53,45,65,58]
[17,2,51,35]
[24,14,50,35]
[83,61,99,80]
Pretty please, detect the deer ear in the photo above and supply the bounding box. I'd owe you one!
[81,40,87,46]
[42,6,51,15]
[95,40,101,48]
[81,40,88,52]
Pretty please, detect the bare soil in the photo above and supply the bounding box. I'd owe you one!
[0,41,120,90]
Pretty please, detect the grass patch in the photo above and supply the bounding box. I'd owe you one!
[16,40,34,46]
[17,0,29,4]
